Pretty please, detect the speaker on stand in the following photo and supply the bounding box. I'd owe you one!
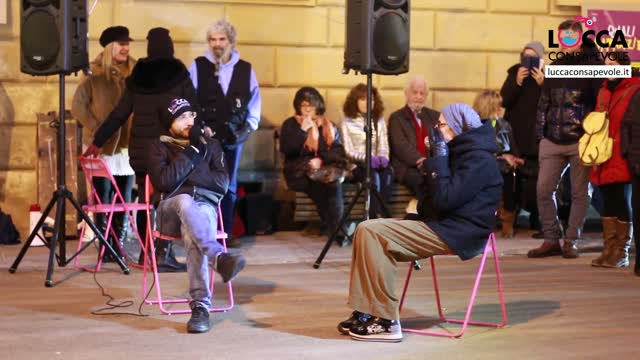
[10,0,129,286]
[315,0,411,268]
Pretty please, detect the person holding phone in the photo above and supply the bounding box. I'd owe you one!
[500,41,545,238]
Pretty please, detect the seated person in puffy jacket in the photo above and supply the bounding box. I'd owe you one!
[148,98,246,334]
[337,104,502,343]
[473,89,523,238]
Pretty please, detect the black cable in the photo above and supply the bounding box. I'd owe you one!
[90,250,156,317]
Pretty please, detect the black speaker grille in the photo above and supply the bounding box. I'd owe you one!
[22,10,60,70]
[373,12,409,70]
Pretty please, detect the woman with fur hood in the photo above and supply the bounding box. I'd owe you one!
[83,27,198,272]
[72,26,136,262]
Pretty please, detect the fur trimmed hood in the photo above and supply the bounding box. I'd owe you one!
[126,57,190,94]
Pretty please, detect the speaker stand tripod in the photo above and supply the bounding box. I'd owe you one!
[313,73,390,269]
[9,74,129,287]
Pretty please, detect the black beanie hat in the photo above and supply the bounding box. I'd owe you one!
[163,98,194,129]
[147,27,174,58]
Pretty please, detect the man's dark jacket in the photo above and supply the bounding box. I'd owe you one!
[92,57,198,175]
[147,135,229,207]
[419,121,503,260]
[388,105,440,181]
[536,42,603,145]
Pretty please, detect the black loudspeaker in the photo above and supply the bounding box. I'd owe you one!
[344,0,410,75]
[21,0,89,76]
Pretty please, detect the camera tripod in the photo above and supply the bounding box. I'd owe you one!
[313,73,390,269]
[9,74,129,287]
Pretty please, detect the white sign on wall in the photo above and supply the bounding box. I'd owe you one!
[0,0,6,25]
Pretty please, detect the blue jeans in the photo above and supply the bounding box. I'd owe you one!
[156,194,224,308]
[221,143,243,234]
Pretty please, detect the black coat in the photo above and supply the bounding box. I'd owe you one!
[388,105,440,181]
[536,49,603,145]
[279,116,346,189]
[621,90,640,176]
[419,121,503,260]
[500,64,542,158]
[92,57,198,175]
[147,135,229,206]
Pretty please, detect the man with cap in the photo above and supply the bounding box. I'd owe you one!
[72,25,136,262]
[499,41,545,239]
[188,19,262,248]
[148,97,246,334]
[83,27,198,272]
[337,104,503,342]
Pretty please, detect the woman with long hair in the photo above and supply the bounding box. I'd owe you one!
[339,83,393,218]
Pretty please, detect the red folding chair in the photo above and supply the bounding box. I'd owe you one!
[398,233,508,338]
[142,176,235,315]
[74,157,148,272]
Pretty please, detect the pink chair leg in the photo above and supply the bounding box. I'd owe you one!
[400,233,508,338]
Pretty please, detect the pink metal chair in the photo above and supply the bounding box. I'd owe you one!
[74,157,148,272]
[141,175,235,315]
[398,233,508,338]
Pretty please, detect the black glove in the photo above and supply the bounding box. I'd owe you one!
[429,126,449,158]
[184,124,208,165]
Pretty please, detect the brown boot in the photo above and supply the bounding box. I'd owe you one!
[527,241,562,258]
[591,217,617,267]
[602,220,631,268]
[500,210,515,238]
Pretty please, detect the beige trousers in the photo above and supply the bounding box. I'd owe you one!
[348,218,452,320]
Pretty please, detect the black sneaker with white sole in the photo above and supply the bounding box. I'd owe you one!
[337,311,371,335]
[349,317,402,342]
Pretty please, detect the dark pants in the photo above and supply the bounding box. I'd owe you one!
[289,175,344,239]
[351,165,394,218]
[221,143,243,234]
[401,167,425,199]
[92,175,134,241]
[599,182,631,221]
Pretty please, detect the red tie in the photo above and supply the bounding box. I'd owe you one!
[407,107,428,156]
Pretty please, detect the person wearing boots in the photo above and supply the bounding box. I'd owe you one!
[338,104,502,342]
[280,87,351,247]
[188,19,261,248]
[149,98,246,333]
[473,90,524,238]
[500,41,545,238]
[339,83,393,219]
[84,27,197,272]
[597,54,640,270]
[72,26,136,262]
[528,20,603,259]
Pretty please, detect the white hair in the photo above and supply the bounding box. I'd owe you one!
[206,19,237,48]
[404,75,428,93]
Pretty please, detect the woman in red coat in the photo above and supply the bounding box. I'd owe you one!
[590,55,640,269]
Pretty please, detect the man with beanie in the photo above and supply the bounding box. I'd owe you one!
[148,98,246,334]
[83,27,197,272]
[72,25,136,262]
[188,19,261,248]
[338,104,502,342]
[499,41,545,239]
[527,19,603,259]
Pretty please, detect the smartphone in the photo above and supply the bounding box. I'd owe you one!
[521,56,540,71]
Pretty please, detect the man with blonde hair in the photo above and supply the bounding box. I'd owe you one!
[189,19,261,248]
[388,76,440,198]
